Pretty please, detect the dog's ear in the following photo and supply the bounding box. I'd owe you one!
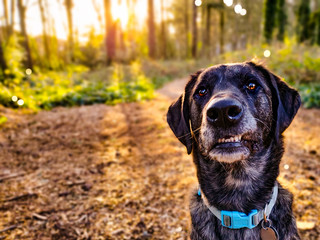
[248,62,301,137]
[167,70,202,154]
[273,76,301,134]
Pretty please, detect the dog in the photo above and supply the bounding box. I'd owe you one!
[167,62,301,240]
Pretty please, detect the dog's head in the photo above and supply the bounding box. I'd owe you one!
[167,62,301,163]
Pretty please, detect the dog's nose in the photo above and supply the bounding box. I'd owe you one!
[207,98,243,127]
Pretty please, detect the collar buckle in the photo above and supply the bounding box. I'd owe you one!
[221,209,259,229]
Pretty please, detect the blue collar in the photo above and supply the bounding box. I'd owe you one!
[198,184,278,229]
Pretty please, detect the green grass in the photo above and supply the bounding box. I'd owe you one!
[0,59,213,110]
[298,83,320,108]
[1,42,320,110]
[214,41,320,108]
[0,63,155,110]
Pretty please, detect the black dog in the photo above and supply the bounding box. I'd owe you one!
[167,62,301,240]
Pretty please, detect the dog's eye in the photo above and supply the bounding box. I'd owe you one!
[246,82,257,91]
[198,88,208,97]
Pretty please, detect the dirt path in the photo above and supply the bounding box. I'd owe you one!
[0,78,319,239]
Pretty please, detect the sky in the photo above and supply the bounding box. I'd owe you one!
[0,0,165,42]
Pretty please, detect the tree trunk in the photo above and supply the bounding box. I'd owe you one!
[276,0,286,42]
[38,0,51,64]
[205,5,211,57]
[263,0,277,43]
[184,0,189,58]
[296,0,311,43]
[17,0,33,70]
[160,0,167,59]
[219,9,224,55]
[65,0,74,62]
[3,0,9,37]
[0,36,8,77]
[148,0,156,58]
[104,0,116,65]
[192,1,198,58]
[9,0,15,36]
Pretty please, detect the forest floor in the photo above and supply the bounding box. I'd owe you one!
[0,78,319,240]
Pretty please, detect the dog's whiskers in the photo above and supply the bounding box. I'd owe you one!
[177,126,201,140]
[252,117,271,131]
[246,115,271,131]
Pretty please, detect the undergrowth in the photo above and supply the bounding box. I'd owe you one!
[0,63,155,110]
[0,42,320,110]
[217,40,320,108]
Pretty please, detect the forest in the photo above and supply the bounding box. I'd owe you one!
[0,0,319,239]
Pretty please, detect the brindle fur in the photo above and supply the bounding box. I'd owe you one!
[167,62,301,240]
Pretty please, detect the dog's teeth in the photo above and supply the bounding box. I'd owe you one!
[218,135,242,144]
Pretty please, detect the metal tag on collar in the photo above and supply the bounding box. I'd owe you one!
[261,218,279,240]
[221,209,259,229]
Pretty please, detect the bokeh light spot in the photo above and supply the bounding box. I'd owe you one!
[26,68,32,75]
[195,0,202,7]
[17,99,24,106]
[264,50,271,57]
[234,4,242,14]
[240,9,247,16]
[12,96,18,102]
[223,0,233,7]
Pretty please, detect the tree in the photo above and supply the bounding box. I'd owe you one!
[315,11,320,45]
[148,0,156,58]
[219,8,225,54]
[38,0,51,66]
[160,0,167,59]
[0,36,8,76]
[2,0,16,38]
[276,0,286,41]
[2,0,9,37]
[65,0,74,62]
[184,0,190,58]
[191,1,198,58]
[17,0,33,70]
[296,0,311,43]
[104,0,116,65]
[309,9,320,45]
[204,4,211,57]
[263,0,277,43]
[9,0,15,36]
